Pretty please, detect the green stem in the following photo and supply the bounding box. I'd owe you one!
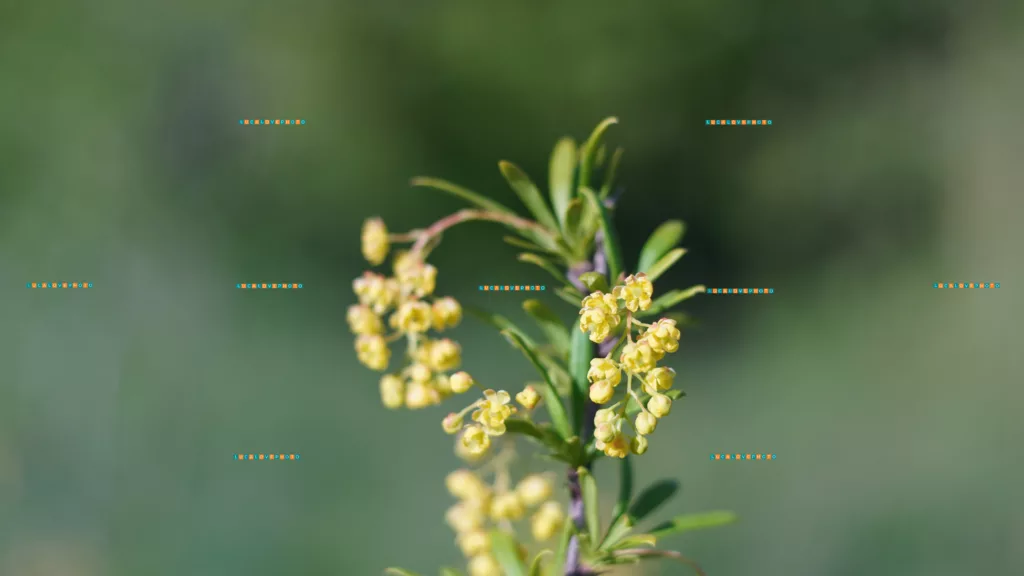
[410,209,556,256]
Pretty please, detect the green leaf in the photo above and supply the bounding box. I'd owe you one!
[579,467,601,544]
[489,531,527,576]
[523,299,570,356]
[554,508,574,571]
[499,161,559,231]
[410,177,516,216]
[439,569,464,576]
[503,235,561,256]
[579,187,623,283]
[577,271,609,294]
[567,317,592,435]
[645,248,686,282]
[599,147,624,200]
[599,514,634,551]
[385,569,424,576]
[554,286,584,307]
[528,550,552,576]
[637,221,685,274]
[626,389,684,417]
[648,511,738,538]
[612,456,633,521]
[578,117,618,190]
[501,330,572,439]
[517,253,571,287]
[549,138,577,231]
[636,285,705,318]
[563,198,584,243]
[628,480,679,522]
[611,534,657,549]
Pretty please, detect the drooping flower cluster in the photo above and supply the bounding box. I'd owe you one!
[444,384,542,459]
[445,469,564,576]
[578,273,683,458]
[350,218,471,410]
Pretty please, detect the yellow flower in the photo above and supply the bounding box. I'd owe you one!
[468,554,501,576]
[531,502,564,541]
[635,412,658,435]
[619,339,658,374]
[515,474,552,507]
[353,272,399,314]
[472,390,514,435]
[434,373,453,397]
[360,217,390,265]
[594,416,623,443]
[489,492,525,520]
[396,259,438,297]
[631,434,649,455]
[644,366,675,395]
[515,385,541,410]
[346,304,382,335]
[432,296,462,330]
[442,412,464,434]
[457,530,490,557]
[450,371,475,394]
[428,338,461,371]
[612,273,654,312]
[648,393,673,418]
[578,291,621,344]
[461,425,492,456]
[587,357,622,386]
[594,408,616,426]
[645,318,680,354]
[598,435,630,458]
[408,362,432,383]
[405,380,440,409]
[379,374,404,409]
[355,334,390,371]
[391,300,433,333]
[446,502,485,533]
[446,469,491,502]
[589,379,615,404]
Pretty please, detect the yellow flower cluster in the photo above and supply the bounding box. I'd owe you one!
[351,218,471,410]
[445,469,564,576]
[444,383,540,458]
[578,273,684,457]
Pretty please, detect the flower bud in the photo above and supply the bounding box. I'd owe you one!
[442,412,464,434]
[648,393,673,418]
[515,385,541,410]
[631,435,649,455]
[515,474,552,507]
[450,371,475,394]
[635,411,658,435]
[589,379,615,404]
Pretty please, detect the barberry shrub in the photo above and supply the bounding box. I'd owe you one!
[350,118,735,576]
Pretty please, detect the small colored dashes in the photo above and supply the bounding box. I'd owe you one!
[479,285,546,291]
[933,282,999,289]
[705,288,773,294]
[234,454,300,460]
[705,120,772,126]
[28,282,92,288]
[711,454,776,460]
[240,119,306,125]
[237,283,303,289]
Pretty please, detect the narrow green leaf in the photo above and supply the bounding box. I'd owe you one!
[501,330,572,439]
[563,198,584,248]
[554,508,574,571]
[579,467,601,544]
[645,248,686,282]
[599,514,634,551]
[503,235,560,256]
[465,307,533,343]
[579,187,623,283]
[499,161,559,231]
[579,117,618,190]
[628,480,679,522]
[410,177,515,216]
[612,456,634,521]
[577,271,609,294]
[528,550,552,576]
[637,221,685,274]
[555,286,584,308]
[648,511,738,538]
[385,569,424,576]
[636,285,705,318]
[439,569,464,576]
[517,253,570,287]
[567,317,592,435]
[549,138,577,231]
[490,531,527,576]
[505,418,567,456]
[611,534,657,549]
[523,299,570,355]
[626,389,684,417]
[605,554,642,565]
[599,147,624,200]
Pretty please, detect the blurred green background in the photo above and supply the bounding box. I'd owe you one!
[2,1,1022,574]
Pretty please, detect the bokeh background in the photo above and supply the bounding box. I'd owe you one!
[2,1,1022,574]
